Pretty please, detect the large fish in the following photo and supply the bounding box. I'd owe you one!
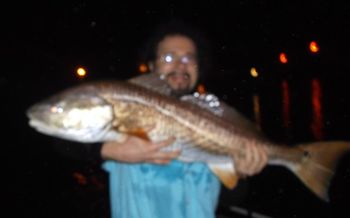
[26,73,349,201]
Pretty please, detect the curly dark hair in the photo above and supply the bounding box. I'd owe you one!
[138,19,213,84]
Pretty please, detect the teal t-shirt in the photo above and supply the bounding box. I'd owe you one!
[103,160,221,218]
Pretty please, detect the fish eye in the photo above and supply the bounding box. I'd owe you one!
[51,106,64,113]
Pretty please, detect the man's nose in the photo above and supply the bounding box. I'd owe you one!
[174,61,188,72]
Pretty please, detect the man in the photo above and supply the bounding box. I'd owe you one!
[100,20,268,218]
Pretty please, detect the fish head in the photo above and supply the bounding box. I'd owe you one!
[26,88,114,143]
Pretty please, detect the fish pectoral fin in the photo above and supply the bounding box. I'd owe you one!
[114,123,155,141]
[125,127,151,141]
[209,163,239,189]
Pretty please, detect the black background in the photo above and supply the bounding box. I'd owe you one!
[3,1,350,217]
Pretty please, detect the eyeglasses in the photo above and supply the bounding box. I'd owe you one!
[159,53,197,65]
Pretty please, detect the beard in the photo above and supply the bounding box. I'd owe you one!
[170,87,192,97]
[163,72,193,97]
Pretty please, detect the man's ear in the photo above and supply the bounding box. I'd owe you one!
[148,62,154,72]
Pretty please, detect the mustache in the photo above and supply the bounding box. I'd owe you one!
[165,72,191,80]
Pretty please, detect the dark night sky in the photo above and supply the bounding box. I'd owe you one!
[3,1,350,218]
[4,1,350,111]
[5,1,350,82]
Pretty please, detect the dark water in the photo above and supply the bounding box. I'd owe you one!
[3,72,350,218]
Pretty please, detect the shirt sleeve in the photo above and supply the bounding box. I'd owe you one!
[51,138,104,163]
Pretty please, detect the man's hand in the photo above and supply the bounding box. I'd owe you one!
[232,141,268,177]
[101,135,180,164]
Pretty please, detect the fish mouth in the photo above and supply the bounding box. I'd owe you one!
[26,108,51,133]
[26,103,48,122]
[28,119,57,136]
[28,117,113,143]
[28,119,79,142]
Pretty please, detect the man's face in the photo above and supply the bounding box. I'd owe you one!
[151,35,199,96]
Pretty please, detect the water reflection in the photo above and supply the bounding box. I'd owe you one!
[252,78,324,141]
[252,94,261,130]
[281,80,290,129]
[310,78,323,140]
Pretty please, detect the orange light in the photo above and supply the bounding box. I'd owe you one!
[252,94,261,130]
[279,52,288,64]
[309,41,319,53]
[281,80,290,128]
[311,79,323,140]
[76,67,87,78]
[196,84,206,94]
[138,63,148,74]
[72,172,87,185]
[250,67,258,77]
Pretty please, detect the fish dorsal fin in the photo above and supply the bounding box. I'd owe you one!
[180,93,223,116]
[128,73,172,96]
[181,94,266,140]
[208,162,239,189]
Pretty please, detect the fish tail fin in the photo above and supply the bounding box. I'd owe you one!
[292,141,350,201]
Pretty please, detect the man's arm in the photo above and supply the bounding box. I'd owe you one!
[52,135,180,164]
[101,136,180,164]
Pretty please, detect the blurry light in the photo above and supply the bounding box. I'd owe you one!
[197,84,206,94]
[138,63,148,74]
[252,94,261,130]
[279,52,288,64]
[309,41,320,53]
[281,80,290,128]
[311,79,323,140]
[72,172,87,185]
[250,67,259,77]
[76,67,87,78]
